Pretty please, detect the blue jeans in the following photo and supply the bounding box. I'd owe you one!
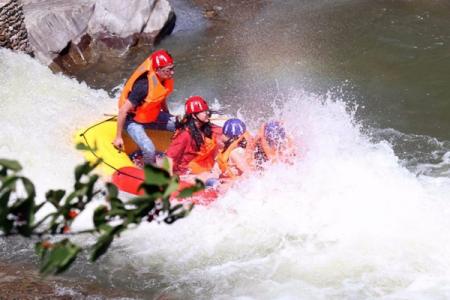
[125,112,175,164]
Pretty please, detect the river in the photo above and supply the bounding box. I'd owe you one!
[1,0,450,299]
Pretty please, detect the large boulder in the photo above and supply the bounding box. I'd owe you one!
[23,0,94,64]
[88,0,173,46]
[21,0,174,66]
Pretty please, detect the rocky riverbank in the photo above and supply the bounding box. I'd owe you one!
[0,261,148,299]
[0,0,175,70]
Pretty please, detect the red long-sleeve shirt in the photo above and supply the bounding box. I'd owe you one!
[166,130,198,175]
[166,126,222,175]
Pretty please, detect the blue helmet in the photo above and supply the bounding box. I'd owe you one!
[223,118,246,138]
[264,120,286,147]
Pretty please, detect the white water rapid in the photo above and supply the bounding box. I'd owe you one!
[2,48,450,299]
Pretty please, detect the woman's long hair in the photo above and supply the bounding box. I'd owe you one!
[176,114,213,151]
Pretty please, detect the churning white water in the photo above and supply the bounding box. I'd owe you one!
[2,48,450,299]
[0,48,114,195]
[109,92,450,299]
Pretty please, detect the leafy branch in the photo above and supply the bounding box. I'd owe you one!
[0,154,204,276]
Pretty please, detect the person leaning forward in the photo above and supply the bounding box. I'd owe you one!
[113,49,176,165]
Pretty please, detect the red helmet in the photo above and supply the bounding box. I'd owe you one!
[151,49,173,69]
[185,96,209,114]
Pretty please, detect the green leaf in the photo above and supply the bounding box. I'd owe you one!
[161,157,171,172]
[107,208,127,218]
[161,198,170,212]
[165,209,192,224]
[75,141,98,152]
[39,239,81,275]
[35,240,50,258]
[83,174,100,200]
[143,164,170,186]
[90,225,126,262]
[109,197,125,211]
[0,159,22,172]
[138,183,162,198]
[93,205,109,229]
[164,203,193,224]
[162,178,179,199]
[20,177,36,200]
[90,233,113,262]
[75,143,90,151]
[0,198,11,229]
[45,190,66,208]
[97,223,112,233]
[177,179,205,199]
[63,187,88,207]
[0,188,11,210]
[0,192,13,234]
[0,175,19,194]
[8,181,36,236]
[74,160,101,182]
[105,182,118,198]
[74,162,90,182]
[109,200,124,212]
[169,203,184,214]
[126,196,150,206]
[15,204,35,237]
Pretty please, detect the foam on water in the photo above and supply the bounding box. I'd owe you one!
[0,48,114,195]
[109,92,450,299]
[2,49,450,299]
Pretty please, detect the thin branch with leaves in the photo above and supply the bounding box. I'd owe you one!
[0,151,204,276]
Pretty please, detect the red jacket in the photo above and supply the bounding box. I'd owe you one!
[166,126,222,175]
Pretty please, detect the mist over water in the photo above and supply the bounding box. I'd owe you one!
[0,49,114,194]
[101,91,450,299]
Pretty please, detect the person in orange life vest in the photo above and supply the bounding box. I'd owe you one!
[216,118,253,179]
[248,120,296,170]
[113,49,176,165]
[165,96,222,177]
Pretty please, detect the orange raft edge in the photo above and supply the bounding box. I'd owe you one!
[111,166,218,206]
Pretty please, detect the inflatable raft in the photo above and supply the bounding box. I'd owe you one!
[75,117,218,205]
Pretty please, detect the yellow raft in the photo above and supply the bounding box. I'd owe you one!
[74,117,173,176]
[74,116,224,204]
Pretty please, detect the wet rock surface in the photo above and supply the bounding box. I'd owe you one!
[0,260,147,299]
[18,0,174,68]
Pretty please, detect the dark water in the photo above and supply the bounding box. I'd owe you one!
[69,0,450,141]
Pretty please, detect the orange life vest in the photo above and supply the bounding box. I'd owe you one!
[118,58,174,123]
[187,126,222,174]
[188,137,217,174]
[216,132,251,179]
[247,125,295,169]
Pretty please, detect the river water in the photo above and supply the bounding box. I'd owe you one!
[1,0,450,299]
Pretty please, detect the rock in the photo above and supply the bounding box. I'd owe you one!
[203,8,217,19]
[88,0,173,46]
[22,0,94,65]
[143,0,173,37]
[20,0,174,66]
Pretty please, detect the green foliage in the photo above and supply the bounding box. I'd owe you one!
[0,155,204,276]
[0,160,37,237]
[36,239,81,275]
